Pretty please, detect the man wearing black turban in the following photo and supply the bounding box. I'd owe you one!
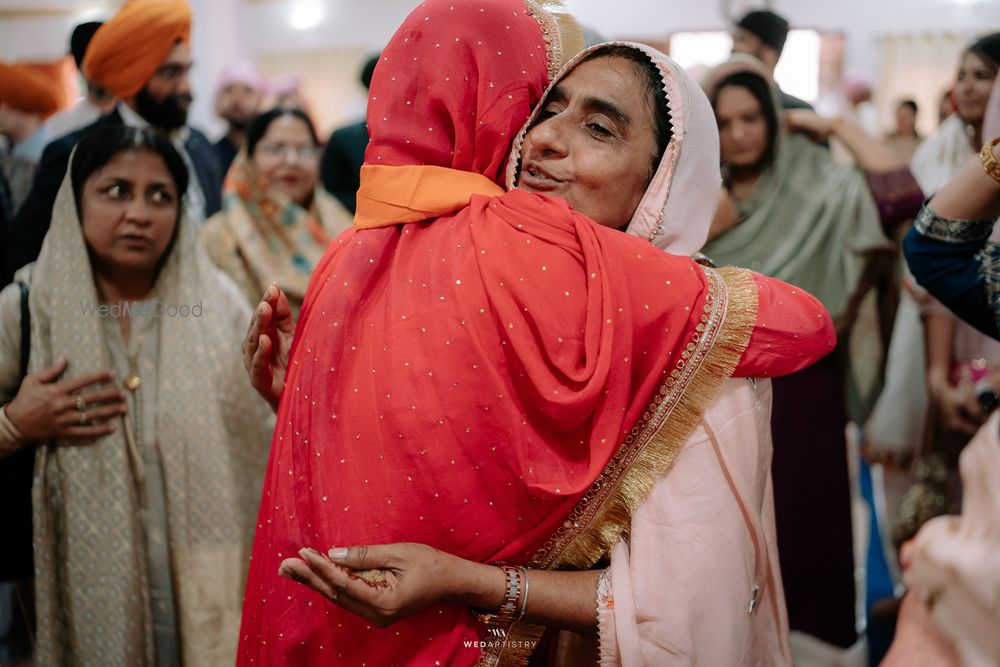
[732,9,814,110]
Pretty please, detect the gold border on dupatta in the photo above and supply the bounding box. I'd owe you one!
[476,266,759,667]
[523,1,584,81]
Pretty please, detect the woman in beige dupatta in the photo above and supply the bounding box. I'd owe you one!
[200,107,352,313]
[0,125,273,666]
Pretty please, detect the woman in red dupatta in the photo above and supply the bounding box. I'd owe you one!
[237,2,833,665]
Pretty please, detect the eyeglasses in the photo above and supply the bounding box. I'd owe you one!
[257,142,319,162]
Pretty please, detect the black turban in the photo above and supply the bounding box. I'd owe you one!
[736,10,790,54]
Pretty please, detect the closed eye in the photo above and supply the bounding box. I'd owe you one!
[587,122,612,137]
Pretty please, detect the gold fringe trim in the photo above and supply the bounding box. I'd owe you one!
[550,11,584,67]
[525,1,584,80]
[486,267,759,667]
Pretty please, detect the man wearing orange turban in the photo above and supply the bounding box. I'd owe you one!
[2,0,224,287]
[0,63,60,163]
[0,62,61,235]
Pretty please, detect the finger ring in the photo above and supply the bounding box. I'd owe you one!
[75,396,87,412]
[78,409,87,424]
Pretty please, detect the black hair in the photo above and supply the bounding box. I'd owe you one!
[711,70,780,171]
[969,32,1000,69]
[582,45,673,181]
[899,99,918,114]
[71,125,188,215]
[360,53,380,90]
[245,107,320,157]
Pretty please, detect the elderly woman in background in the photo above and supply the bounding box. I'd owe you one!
[200,107,352,314]
[0,125,273,665]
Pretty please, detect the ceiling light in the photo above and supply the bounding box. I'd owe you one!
[290,1,324,31]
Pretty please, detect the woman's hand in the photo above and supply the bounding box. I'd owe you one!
[785,109,836,143]
[243,283,295,412]
[5,356,127,442]
[278,543,500,628]
[930,377,986,436]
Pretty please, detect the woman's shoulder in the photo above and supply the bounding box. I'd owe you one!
[785,133,870,189]
[199,210,233,247]
[0,264,35,303]
[199,211,243,273]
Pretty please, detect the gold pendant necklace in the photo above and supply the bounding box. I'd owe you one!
[124,327,147,393]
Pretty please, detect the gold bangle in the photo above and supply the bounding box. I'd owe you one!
[981,136,1000,184]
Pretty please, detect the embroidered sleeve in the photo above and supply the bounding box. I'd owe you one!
[913,204,995,244]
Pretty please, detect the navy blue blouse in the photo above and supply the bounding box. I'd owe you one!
[904,205,1000,340]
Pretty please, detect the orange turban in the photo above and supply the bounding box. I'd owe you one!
[83,0,192,99]
[0,63,60,118]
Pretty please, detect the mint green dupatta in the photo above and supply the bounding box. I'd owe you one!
[702,56,891,419]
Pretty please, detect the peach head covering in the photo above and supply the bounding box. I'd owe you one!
[82,0,192,99]
[0,63,59,117]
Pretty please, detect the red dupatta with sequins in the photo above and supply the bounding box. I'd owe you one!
[237,2,763,666]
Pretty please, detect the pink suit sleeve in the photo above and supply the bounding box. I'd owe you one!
[734,273,836,379]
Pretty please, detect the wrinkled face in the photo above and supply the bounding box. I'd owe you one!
[517,55,659,230]
[896,104,917,136]
[954,51,997,125]
[715,84,769,169]
[135,41,194,129]
[81,149,179,276]
[216,83,262,129]
[251,114,319,206]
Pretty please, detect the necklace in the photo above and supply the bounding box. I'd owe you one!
[124,326,147,392]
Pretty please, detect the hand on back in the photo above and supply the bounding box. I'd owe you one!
[243,283,295,412]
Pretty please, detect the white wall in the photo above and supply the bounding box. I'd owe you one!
[567,0,997,71]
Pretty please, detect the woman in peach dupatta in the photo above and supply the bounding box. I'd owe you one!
[237,2,832,665]
[500,43,791,666]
